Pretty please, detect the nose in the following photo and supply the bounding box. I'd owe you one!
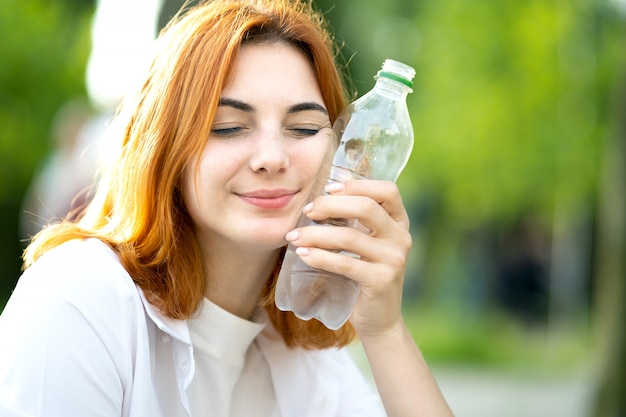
[249,128,290,175]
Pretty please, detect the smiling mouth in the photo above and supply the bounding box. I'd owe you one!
[237,190,298,210]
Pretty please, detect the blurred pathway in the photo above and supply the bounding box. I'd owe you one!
[349,344,594,417]
[433,366,593,417]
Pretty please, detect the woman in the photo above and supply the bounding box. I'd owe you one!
[0,1,453,416]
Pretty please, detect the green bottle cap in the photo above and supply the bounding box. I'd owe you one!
[377,70,413,88]
[376,59,415,89]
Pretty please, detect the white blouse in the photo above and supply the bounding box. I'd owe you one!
[0,239,385,417]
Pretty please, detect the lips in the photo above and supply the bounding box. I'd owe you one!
[237,189,298,210]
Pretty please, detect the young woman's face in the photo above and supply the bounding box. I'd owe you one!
[184,42,333,253]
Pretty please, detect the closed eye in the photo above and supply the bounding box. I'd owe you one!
[289,127,322,137]
[287,123,331,139]
[211,126,246,137]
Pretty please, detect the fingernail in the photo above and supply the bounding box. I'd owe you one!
[285,230,299,241]
[295,247,309,256]
[303,202,313,213]
[324,182,344,193]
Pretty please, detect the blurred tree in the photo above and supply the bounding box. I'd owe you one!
[0,0,93,302]
[313,0,420,97]
[592,39,626,417]
[314,0,609,316]
[313,0,626,380]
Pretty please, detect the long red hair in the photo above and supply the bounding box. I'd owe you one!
[23,0,356,348]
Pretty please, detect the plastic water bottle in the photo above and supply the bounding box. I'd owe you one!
[275,59,415,330]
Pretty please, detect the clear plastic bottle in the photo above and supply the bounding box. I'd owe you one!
[275,59,415,330]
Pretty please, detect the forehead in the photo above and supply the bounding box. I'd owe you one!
[220,42,323,106]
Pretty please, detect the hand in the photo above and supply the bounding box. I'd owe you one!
[285,179,412,339]
[286,181,454,417]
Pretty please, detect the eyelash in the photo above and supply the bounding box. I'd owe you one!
[289,127,321,137]
[211,127,243,137]
[210,126,323,138]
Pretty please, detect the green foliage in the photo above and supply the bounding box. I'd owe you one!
[315,0,624,227]
[0,0,91,197]
[312,0,625,372]
[404,0,605,226]
[404,304,589,372]
[0,0,92,292]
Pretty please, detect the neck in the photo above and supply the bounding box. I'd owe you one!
[200,242,282,320]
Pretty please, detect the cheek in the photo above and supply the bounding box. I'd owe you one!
[181,149,221,213]
[291,134,335,196]
[182,164,202,221]
[298,134,336,177]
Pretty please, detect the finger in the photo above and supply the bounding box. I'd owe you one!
[304,193,408,243]
[304,194,389,238]
[288,221,390,262]
[325,180,410,230]
[287,223,411,283]
[291,244,394,288]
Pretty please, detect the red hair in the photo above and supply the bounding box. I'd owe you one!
[24,0,356,349]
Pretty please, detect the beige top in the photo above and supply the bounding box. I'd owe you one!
[187,298,278,417]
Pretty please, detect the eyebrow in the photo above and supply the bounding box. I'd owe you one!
[288,102,328,115]
[218,98,254,112]
[218,98,328,115]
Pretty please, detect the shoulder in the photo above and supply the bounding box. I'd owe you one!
[18,238,137,303]
[1,238,148,369]
[318,346,384,415]
[257,323,360,373]
[0,239,150,415]
[27,237,129,281]
[1,238,144,337]
[256,331,384,416]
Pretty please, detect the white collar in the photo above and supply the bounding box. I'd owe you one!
[137,287,192,346]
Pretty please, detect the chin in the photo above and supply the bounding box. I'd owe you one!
[241,223,290,246]
[247,232,288,249]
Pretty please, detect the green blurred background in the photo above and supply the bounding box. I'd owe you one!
[1,0,624,415]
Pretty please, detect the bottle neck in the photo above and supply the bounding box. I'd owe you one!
[373,76,411,100]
